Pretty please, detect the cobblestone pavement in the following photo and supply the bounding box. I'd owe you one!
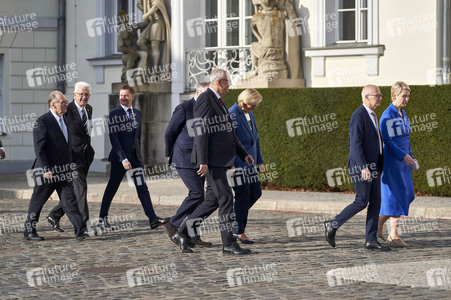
[1,198,450,299]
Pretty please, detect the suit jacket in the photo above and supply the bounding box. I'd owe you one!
[229,102,263,169]
[65,101,95,168]
[348,105,383,174]
[32,111,72,173]
[191,88,248,167]
[164,98,198,169]
[0,138,3,148]
[108,106,143,163]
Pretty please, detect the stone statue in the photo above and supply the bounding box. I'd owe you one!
[277,0,303,79]
[137,0,171,76]
[248,0,288,79]
[117,10,139,82]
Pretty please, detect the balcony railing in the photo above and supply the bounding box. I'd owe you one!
[185,47,252,91]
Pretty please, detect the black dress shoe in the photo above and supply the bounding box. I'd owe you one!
[191,238,213,247]
[76,231,90,241]
[24,233,44,241]
[222,242,251,255]
[163,222,178,238]
[324,220,337,248]
[47,216,64,232]
[171,232,193,253]
[233,234,254,244]
[365,240,392,251]
[150,217,170,229]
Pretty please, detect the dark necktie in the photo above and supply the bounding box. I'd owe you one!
[218,98,226,112]
[81,109,89,135]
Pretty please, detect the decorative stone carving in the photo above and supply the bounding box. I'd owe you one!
[247,0,304,82]
[136,0,171,76]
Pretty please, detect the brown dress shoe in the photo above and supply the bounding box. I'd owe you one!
[191,238,213,247]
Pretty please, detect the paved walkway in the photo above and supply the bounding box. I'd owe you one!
[1,173,450,219]
[0,173,450,298]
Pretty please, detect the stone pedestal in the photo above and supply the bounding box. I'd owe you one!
[236,78,305,88]
[109,82,172,166]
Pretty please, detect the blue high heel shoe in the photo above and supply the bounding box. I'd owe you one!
[233,234,254,244]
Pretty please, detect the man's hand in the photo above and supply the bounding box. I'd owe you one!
[122,160,132,170]
[197,164,208,177]
[257,163,264,172]
[244,155,254,167]
[403,154,415,166]
[361,168,371,181]
[44,171,53,179]
[0,149,5,159]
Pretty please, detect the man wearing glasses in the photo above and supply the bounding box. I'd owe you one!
[324,85,390,251]
[47,82,95,235]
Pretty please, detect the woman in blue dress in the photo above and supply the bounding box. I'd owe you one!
[377,81,416,247]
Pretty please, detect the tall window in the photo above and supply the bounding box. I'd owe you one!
[337,0,368,43]
[205,0,256,49]
[202,0,256,77]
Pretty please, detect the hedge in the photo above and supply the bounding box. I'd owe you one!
[222,85,451,196]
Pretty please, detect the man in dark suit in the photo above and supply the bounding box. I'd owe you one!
[23,91,88,241]
[324,84,390,251]
[0,138,5,159]
[47,82,95,234]
[163,82,213,247]
[99,84,168,230]
[171,69,254,255]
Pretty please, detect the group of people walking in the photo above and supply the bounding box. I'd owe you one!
[20,69,416,254]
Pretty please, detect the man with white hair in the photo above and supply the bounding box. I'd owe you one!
[47,82,95,234]
[171,69,255,255]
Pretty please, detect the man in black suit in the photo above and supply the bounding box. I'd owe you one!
[171,69,254,255]
[163,82,212,247]
[324,84,390,251]
[23,91,87,241]
[47,82,95,234]
[99,85,168,230]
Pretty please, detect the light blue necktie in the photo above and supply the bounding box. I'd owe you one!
[59,117,68,143]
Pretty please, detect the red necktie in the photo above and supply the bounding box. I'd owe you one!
[218,98,226,112]
[371,112,383,155]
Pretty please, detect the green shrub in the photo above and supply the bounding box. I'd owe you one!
[223,85,450,196]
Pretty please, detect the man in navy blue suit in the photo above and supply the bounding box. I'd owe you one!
[324,84,390,251]
[23,91,87,241]
[163,82,213,247]
[171,69,254,255]
[99,85,169,230]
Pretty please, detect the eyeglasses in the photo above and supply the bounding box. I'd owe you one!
[75,92,90,97]
[57,101,68,105]
[219,79,231,85]
[245,103,258,107]
[367,94,383,98]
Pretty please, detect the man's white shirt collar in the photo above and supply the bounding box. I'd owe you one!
[208,87,221,99]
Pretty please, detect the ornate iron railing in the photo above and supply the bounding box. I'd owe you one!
[185,47,252,91]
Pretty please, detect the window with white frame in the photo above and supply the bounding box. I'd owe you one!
[337,0,368,42]
[204,0,256,49]
[305,0,383,77]
[200,0,256,77]
[102,0,141,56]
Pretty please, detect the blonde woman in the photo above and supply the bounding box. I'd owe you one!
[378,81,416,247]
[229,88,264,244]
